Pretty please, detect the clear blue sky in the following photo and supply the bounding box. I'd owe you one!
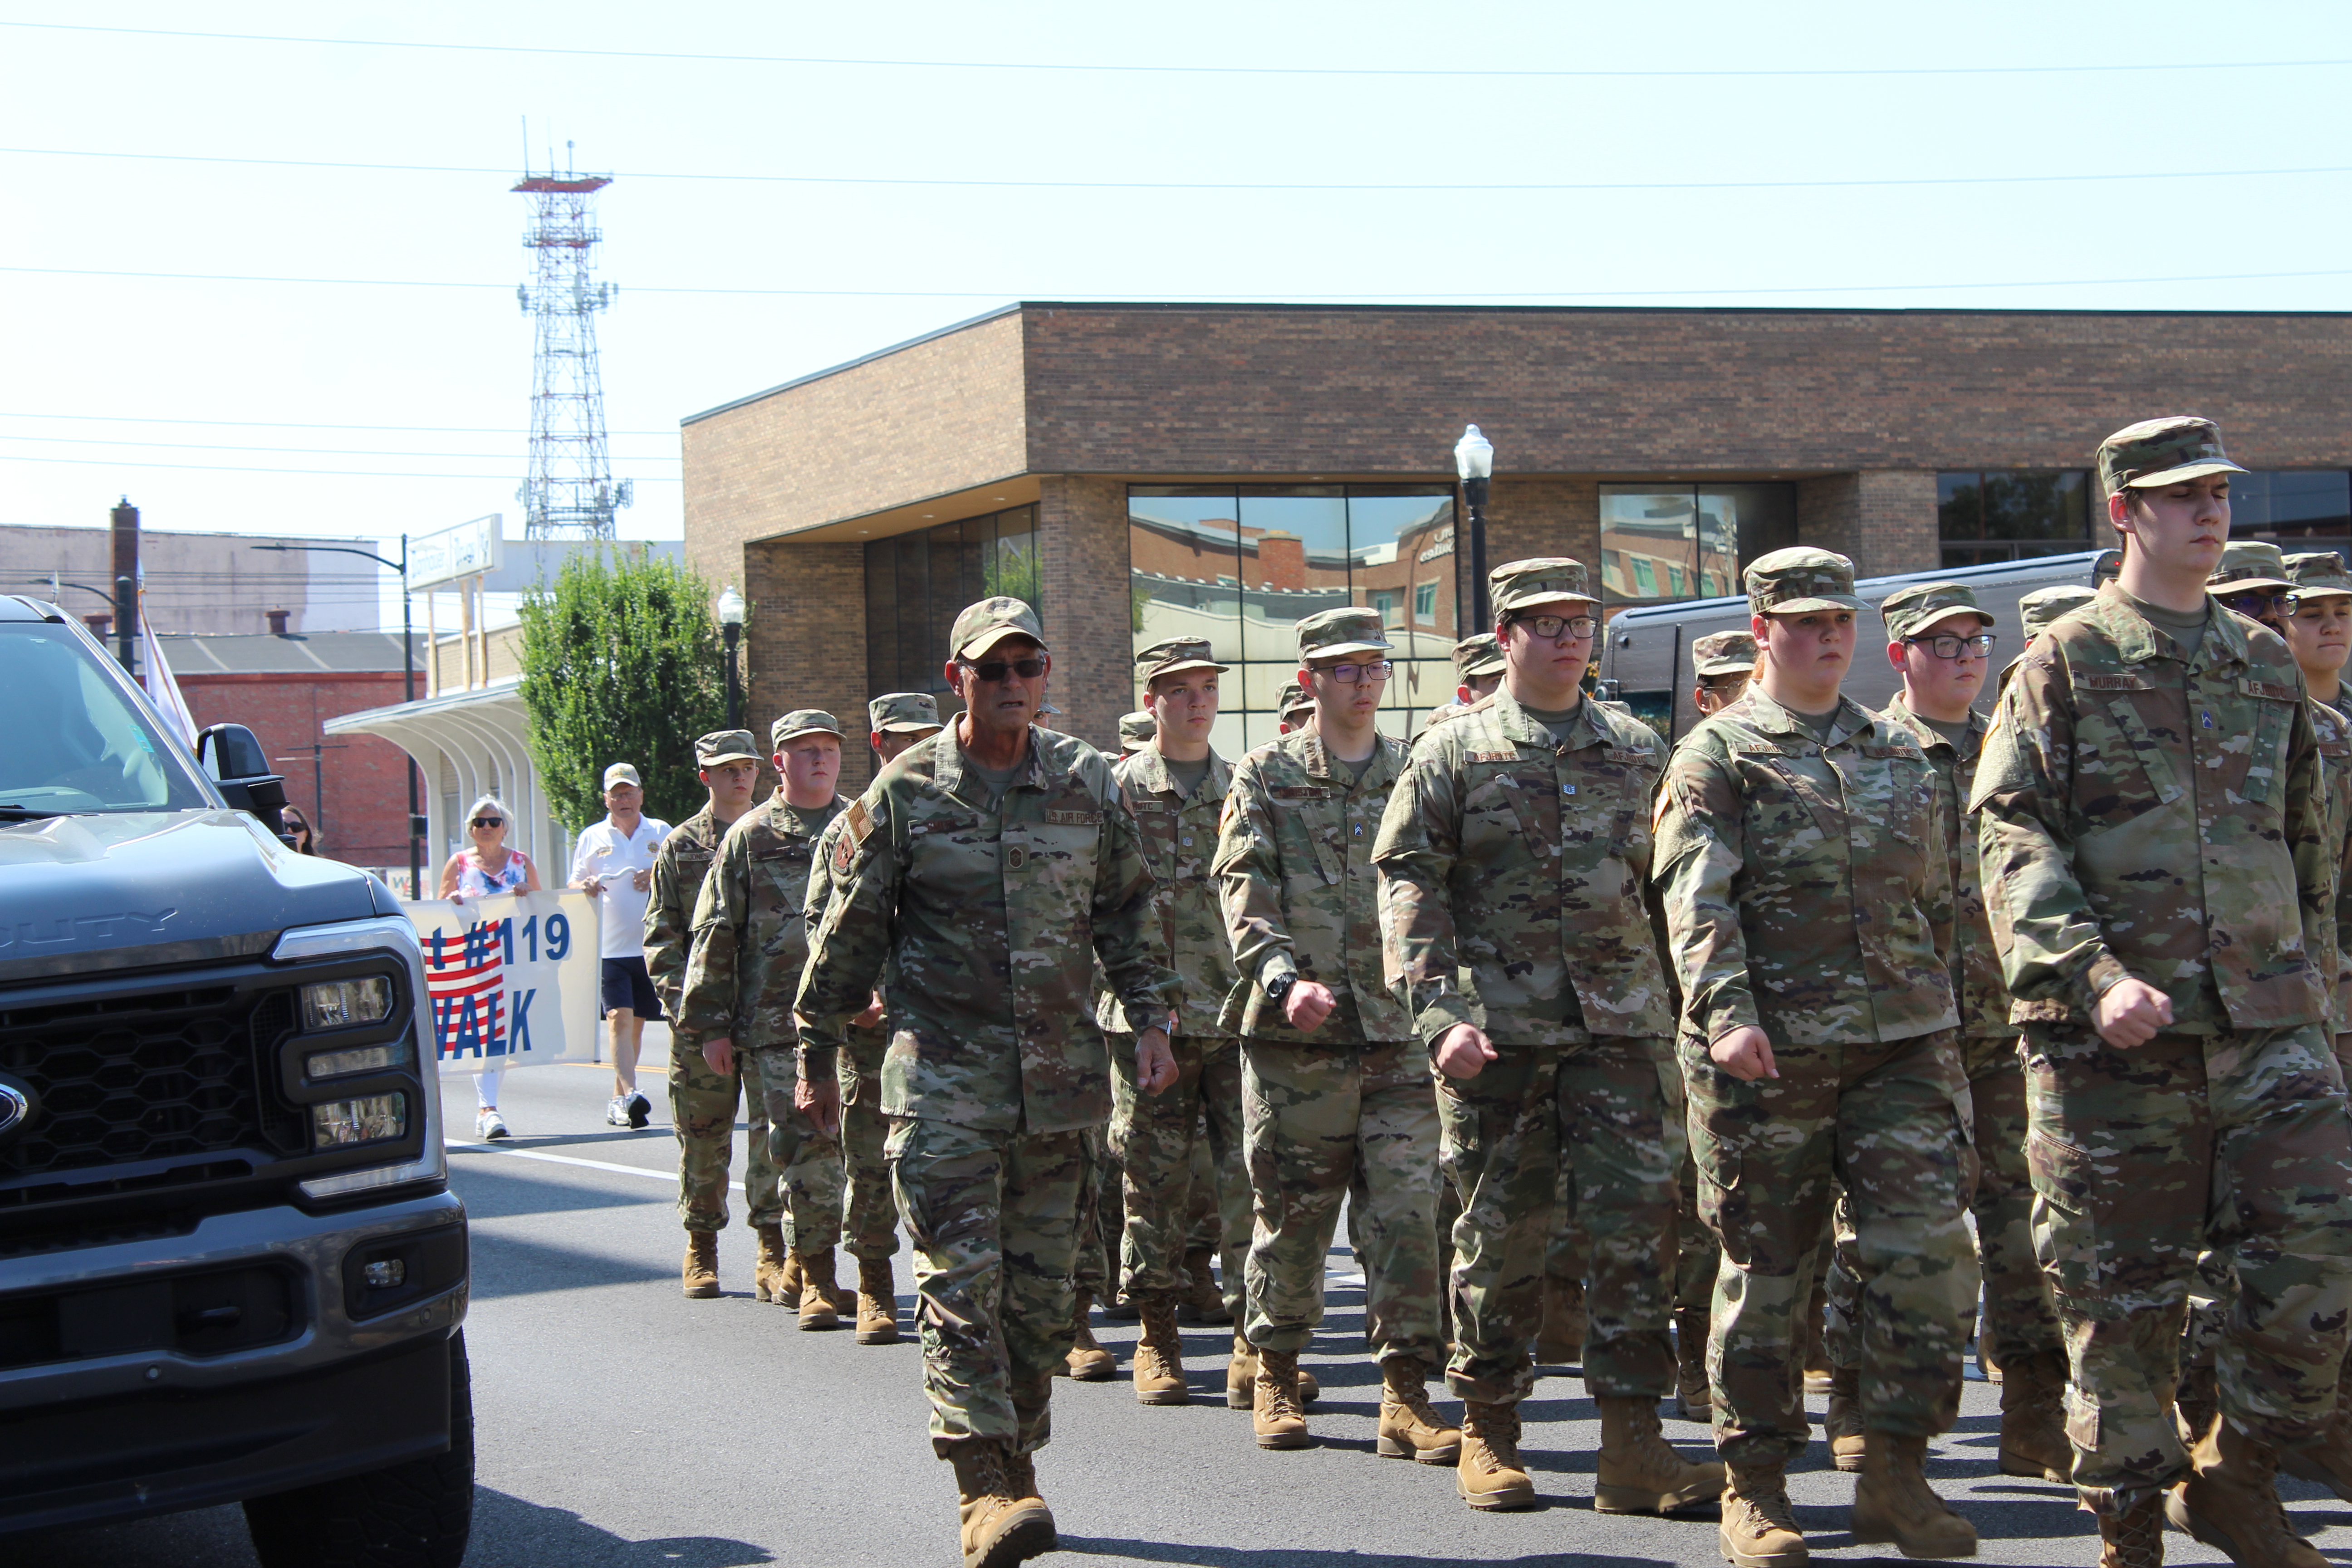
[2,0,2344,626]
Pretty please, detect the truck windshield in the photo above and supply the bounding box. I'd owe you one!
[0,623,210,815]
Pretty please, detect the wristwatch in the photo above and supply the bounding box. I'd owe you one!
[1263,972,1297,1009]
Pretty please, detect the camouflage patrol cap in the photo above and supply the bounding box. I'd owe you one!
[2097,415,2247,495]
[1295,606,1392,662]
[770,709,844,748]
[2285,550,2352,600]
[1276,681,1315,722]
[1745,546,1867,616]
[949,595,1047,660]
[694,729,760,767]
[1690,629,1759,678]
[867,691,941,735]
[1117,710,1158,748]
[1134,636,1229,683]
[1489,558,1598,616]
[1879,581,1993,644]
[1451,632,1506,679]
[2018,585,2097,641]
[2207,539,2296,595]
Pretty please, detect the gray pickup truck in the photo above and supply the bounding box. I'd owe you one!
[0,596,470,1567]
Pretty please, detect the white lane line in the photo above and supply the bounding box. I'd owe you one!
[445,1137,743,1192]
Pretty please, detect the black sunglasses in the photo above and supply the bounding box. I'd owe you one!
[962,657,1046,683]
[471,816,503,828]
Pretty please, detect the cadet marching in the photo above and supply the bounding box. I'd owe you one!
[637,414,2352,1568]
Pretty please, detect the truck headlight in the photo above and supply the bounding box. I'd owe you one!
[305,1041,414,1080]
[312,1093,408,1149]
[303,976,392,1030]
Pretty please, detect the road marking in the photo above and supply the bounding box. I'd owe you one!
[446,1136,743,1192]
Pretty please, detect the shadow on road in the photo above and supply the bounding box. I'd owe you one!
[449,1156,669,1221]
[469,1489,774,1567]
[1063,1538,1670,1568]
[468,1227,680,1299]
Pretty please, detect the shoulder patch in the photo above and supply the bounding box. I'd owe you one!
[2076,672,2150,693]
[845,798,875,845]
[2241,677,2302,702]
[1603,745,1655,766]
[1465,750,1518,765]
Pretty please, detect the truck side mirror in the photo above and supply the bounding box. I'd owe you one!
[197,724,296,844]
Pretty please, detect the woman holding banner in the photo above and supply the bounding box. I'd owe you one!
[437,794,543,1139]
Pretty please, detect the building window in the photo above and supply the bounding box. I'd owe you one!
[2231,471,2352,558]
[1127,484,1457,754]
[1597,484,1797,619]
[863,505,1039,709]
[1937,471,2090,567]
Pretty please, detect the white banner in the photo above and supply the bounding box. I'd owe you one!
[409,513,505,591]
[401,890,602,1076]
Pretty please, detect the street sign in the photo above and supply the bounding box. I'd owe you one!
[410,514,505,590]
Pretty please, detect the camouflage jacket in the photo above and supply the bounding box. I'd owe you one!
[793,726,1176,1135]
[1374,688,1673,1048]
[805,809,888,1101]
[1654,686,1957,1048]
[1094,746,1237,1037]
[2318,697,2352,1033]
[674,793,844,1051]
[1213,727,1414,1044]
[1972,589,2331,1032]
[1877,696,2011,1039]
[642,803,724,1029]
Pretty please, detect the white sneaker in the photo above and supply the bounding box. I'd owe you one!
[606,1095,631,1128]
[476,1107,509,1140]
[625,1091,652,1129]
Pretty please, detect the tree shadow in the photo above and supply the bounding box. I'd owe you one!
[468,1229,680,1300]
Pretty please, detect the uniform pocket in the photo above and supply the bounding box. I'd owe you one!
[2025,1129,2101,1302]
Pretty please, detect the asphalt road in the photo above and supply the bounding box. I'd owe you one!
[27,1044,2352,1567]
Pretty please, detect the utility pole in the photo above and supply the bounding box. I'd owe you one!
[110,497,139,674]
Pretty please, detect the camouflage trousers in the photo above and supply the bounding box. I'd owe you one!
[2020,1021,2352,1512]
[1075,1137,1119,1299]
[748,1046,845,1254]
[1242,1038,1444,1363]
[669,1032,782,1231]
[1685,1027,1975,1466]
[1825,1033,2060,1371]
[889,1114,1090,1458]
[1439,1036,1682,1405]
[1110,1033,1247,1303]
[1677,1151,1720,1313]
[1548,1163,1588,1284]
[838,1025,897,1261]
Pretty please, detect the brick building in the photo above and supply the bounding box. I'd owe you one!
[164,631,420,882]
[683,302,2352,789]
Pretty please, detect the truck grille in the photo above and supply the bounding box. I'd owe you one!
[0,984,292,1187]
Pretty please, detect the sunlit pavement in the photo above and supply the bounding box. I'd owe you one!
[24,1051,2352,1566]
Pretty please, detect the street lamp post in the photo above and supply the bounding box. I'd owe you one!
[1455,424,1495,629]
[716,585,746,731]
[252,538,421,897]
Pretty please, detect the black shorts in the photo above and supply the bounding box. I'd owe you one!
[599,956,662,1020]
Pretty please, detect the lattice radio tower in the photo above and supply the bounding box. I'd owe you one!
[513,143,630,540]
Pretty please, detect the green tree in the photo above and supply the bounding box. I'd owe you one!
[518,547,727,832]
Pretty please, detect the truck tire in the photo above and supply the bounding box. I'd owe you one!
[243,1329,475,1568]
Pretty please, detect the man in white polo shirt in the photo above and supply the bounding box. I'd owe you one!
[570,762,672,1128]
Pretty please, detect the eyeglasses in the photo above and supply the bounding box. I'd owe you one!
[961,657,1046,683]
[2217,591,2299,619]
[1512,614,1600,642]
[1904,632,1998,660]
[470,816,503,828]
[1312,659,1393,685]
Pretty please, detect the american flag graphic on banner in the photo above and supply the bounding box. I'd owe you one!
[424,919,509,1061]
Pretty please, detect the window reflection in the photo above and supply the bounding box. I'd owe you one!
[1937,471,2089,568]
[862,505,1039,705]
[1599,484,1793,618]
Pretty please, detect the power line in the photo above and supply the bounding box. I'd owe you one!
[0,411,676,435]
[3,143,2350,194]
[0,453,681,480]
[3,21,2344,79]
[0,433,677,461]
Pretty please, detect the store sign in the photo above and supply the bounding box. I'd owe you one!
[1417,524,1456,564]
[410,514,505,590]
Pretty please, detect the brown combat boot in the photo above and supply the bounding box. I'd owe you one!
[681,1230,720,1298]
[1826,1363,1866,1474]
[794,1251,842,1331]
[1997,1348,2072,1483]
[948,1439,1055,1568]
[1178,1246,1232,1325]
[2166,1411,2328,1567]
[1721,1460,1808,1568]
[1851,1431,1978,1559]
[1675,1305,1712,1421]
[1374,1355,1460,1465]
[854,1255,900,1345]
[1062,1290,1115,1381]
[1455,1399,1537,1510]
[1133,1295,1189,1406]
[1595,1393,1725,1514]
[1252,1346,1311,1449]
[1227,1332,1317,1408]
[752,1223,792,1304]
[2096,1494,2163,1568]
[801,1245,856,1315]
[1534,1277,1586,1364]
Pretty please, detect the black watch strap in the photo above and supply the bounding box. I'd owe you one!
[1263,972,1295,1007]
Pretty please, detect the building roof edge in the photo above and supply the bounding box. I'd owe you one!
[680,302,1024,426]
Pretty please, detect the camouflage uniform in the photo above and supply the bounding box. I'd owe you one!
[1974,525,2352,1509]
[1654,549,1975,1467]
[676,750,849,1257]
[645,737,783,1234]
[795,599,1174,1458]
[1376,658,1682,1410]
[807,809,897,1263]
[1216,651,1440,1368]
